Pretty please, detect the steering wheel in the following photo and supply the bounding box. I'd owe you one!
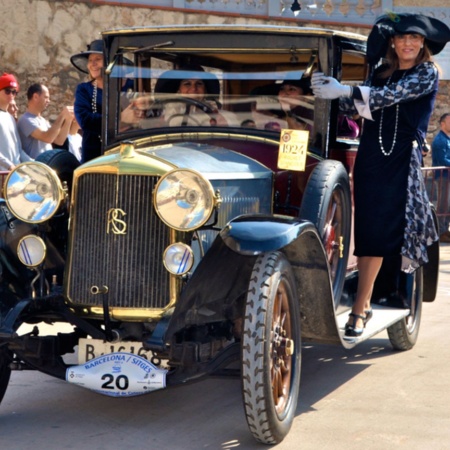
[153,96,216,126]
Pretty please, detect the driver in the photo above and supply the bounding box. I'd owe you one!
[123,64,228,127]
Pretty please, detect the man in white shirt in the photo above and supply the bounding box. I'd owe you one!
[0,73,32,170]
[18,83,74,159]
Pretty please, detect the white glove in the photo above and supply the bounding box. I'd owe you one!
[311,72,352,99]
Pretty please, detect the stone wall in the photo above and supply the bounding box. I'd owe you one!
[0,0,447,141]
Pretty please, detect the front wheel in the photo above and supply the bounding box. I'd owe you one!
[241,251,301,444]
[387,267,423,350]
[299,160,351,305]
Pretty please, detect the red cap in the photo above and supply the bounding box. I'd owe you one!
[0,73,19,92]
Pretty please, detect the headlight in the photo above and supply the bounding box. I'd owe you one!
[17,235,46,267]
[4,162,64,223]
[154,169,215,231]
[163,243,194,275]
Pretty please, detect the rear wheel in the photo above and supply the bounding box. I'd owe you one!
[300,160,351,304]
[387,268,423,350]
[241,251,301,444]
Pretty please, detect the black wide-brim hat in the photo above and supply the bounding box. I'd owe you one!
[154,65,220,95]
[70,39,104,74]
[367,13,450,65]
[250,78,312,96]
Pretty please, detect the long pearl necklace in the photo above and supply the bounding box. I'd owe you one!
[379,104,398,156]
[91,79,98,114]
[378,72,405,156]
[92,79,102,142]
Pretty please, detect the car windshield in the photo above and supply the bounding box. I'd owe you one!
[110,50,317,134]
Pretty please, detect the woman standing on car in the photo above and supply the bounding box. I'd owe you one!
[71,40,133,162]
[311,13,450,336]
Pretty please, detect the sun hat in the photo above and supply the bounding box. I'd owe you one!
[0,73,19,92]
[70,40,104,74]
[367,12,450,65]
[154,65,220,96]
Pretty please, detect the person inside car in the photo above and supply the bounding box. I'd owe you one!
[251,78,314,131]
[123,64,233,127]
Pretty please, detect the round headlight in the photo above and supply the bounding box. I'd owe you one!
[163,243,194,275]
[154,169,215,231]
[4,162,64,223]
[17,235,46,267]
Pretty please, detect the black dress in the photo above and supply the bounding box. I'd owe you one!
[341,62,438,259]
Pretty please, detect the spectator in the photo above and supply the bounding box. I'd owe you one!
[432,113,450,166]
[67,118,83,162]
[71,39,133,162]
[0,73,32,170]
[17,83,74,159]
[7,99,18,121]
[431,112,450,241]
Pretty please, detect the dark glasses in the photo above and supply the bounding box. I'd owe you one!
[3,88,18,96]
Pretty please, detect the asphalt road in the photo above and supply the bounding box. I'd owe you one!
[2,245,450,450]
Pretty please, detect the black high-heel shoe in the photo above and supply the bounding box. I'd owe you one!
[345,313,366,337]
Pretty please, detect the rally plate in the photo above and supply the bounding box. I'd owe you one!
[67,351,167,397]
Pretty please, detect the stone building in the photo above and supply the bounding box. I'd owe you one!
[0,0,448,139]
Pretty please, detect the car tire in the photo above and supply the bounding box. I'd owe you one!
[299,160,351,305]
[241,251,301,444]
[387,267,423,351]
[0,348,12,405]
[35,149,80,192]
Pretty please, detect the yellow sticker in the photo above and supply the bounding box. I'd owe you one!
[277,129,309,171]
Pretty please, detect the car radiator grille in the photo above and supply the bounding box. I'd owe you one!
[67,173,170,309]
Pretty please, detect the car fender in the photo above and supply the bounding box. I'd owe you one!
[221,214,341,344]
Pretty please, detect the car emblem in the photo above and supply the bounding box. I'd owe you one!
[106,208,127,235]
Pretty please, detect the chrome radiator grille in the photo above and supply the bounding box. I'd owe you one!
[67,173,170,309]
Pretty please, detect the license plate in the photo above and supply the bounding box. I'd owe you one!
[78,338,153,364]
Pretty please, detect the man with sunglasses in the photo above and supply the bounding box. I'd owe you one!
[0,73,32,171]
[18,83,75,158]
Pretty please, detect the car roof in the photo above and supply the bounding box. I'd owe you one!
[102,24,367,44]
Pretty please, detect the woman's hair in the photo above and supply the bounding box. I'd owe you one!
[379,39,432,78]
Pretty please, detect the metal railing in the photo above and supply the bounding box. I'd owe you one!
[422,166,450,235]
[93,0,383,26]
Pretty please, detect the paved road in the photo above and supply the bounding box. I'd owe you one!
[2,245,450,450]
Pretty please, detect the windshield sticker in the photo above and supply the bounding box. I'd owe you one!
[66,352,167,397]
[278,129,309,172]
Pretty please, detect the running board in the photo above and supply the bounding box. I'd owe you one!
[336,305,410,348]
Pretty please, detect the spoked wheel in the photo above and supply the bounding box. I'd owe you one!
[242,251,301,444]
[299,160,351,305]
[388,267,423,350]
[0,347,12,405]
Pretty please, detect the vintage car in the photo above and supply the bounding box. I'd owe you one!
[0,25,439,444]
